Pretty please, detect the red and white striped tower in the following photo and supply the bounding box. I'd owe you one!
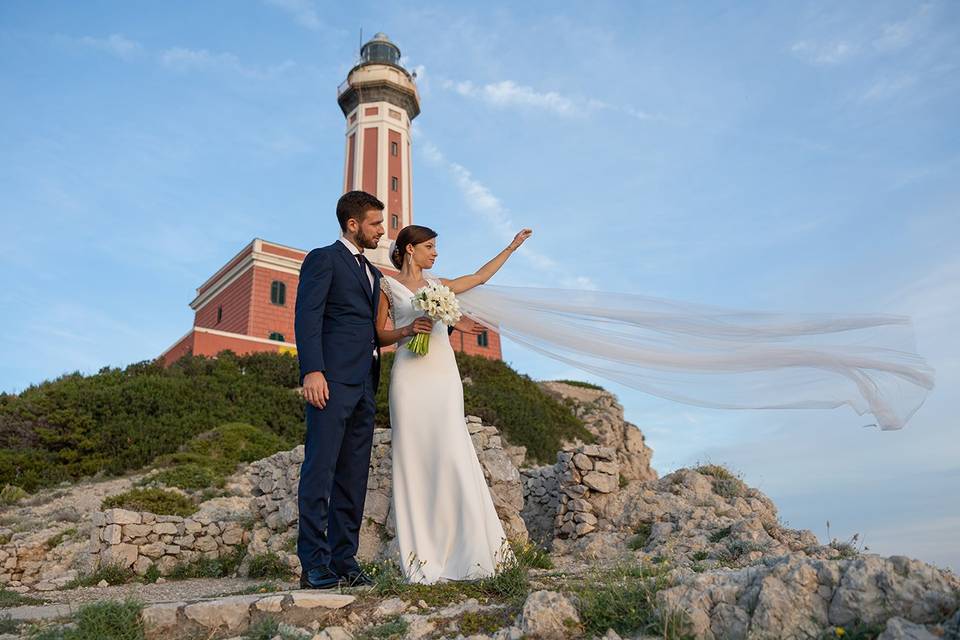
[337,33,420,272]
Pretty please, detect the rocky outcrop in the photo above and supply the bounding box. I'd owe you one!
[539,381,656,483]
[656,554,960,640]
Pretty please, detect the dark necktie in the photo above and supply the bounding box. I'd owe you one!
[355,253,372,295]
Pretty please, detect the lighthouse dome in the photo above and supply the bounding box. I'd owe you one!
[361,32,401,66]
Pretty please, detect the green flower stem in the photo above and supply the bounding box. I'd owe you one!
[407,332,431,355]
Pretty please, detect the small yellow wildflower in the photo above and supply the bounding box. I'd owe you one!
[835,627,846,637]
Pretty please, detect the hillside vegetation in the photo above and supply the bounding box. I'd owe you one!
[0,350,593,492]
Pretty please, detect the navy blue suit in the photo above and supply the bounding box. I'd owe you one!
[294,240,382,576]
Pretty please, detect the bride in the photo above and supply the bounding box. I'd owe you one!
[375,224,532,584]
[374,222,934,583]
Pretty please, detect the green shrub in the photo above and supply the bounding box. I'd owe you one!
[695,464,748,499]
[168,422,289,470]
[509,539,553,569]
[39,599,144,640]
[0,352,303,492]
[708,526,732,543]
[628,522,652,551]
[246,553,295,580]
[375,352,593,464]
[45,527,78,549]
[575,562,691,639]
[551,379,605,390]
[0,483,28,506]
[245,615,309,640]
[0,614,17,635]
[0,586,43,607]
[166,544,246,580]
[147,463,222,491]
[101,488,196,517]
[358,616,408,639]
[457,609,514,635]
[66,562,137,589]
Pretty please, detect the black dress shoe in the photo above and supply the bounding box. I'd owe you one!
[339,568,374,587]
[299,566,341,590]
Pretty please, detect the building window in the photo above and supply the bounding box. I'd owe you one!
[391,214,399,229]
[270,280,286,306]
[391,176,399,191]
[269,332,285,342]
[390,141,399,156]
[217,305,222,324]
[477,330,489,348]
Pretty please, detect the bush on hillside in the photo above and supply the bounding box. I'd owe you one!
[551,379,605,391]
[101,487,197,517]
[144,422,289,491]
[0,352,303,491]
[1,349,594,490]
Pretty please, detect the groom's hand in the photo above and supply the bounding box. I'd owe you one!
[302,371,330,409]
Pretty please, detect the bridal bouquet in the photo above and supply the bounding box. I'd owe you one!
[408,282,462,355]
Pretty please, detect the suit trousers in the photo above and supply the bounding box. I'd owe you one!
[296,362,377,576]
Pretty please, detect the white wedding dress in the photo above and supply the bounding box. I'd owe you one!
[380,275,515,584]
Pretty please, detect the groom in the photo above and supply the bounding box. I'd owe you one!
[294,190,385,589]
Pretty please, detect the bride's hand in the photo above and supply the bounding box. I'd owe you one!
[406,318,434,336]
[509,228,533,250]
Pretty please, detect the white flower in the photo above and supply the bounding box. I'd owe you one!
[411,283,462,325]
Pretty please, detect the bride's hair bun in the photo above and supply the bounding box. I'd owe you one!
[389,241,401,269]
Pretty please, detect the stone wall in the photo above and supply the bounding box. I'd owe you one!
[554,444,620,539]
[89,508,250,576]
[245,415,528,571]
[519,465,560,547]
[0,539,58,590]
[520,443,623,548]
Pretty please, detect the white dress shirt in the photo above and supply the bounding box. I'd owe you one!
[338,235,374,291]
[338,234,378,358]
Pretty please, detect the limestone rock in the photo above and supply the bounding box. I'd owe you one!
[183,595,259,632]
[519,590,581,639]
[878,617,939,640]
[141,602,182,634]
[104,509,141,526]
[289,591,355,610]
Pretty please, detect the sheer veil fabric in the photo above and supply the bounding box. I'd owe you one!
[451,282,935,430]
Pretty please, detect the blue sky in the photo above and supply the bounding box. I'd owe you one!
[1,2,958,569]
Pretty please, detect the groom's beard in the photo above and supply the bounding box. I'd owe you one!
[357,229,380,250]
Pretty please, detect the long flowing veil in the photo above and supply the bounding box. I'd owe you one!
[452,282,935,430]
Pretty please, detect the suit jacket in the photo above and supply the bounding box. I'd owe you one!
[295,240,382,391]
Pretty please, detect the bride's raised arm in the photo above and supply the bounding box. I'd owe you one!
[441,229,532,294]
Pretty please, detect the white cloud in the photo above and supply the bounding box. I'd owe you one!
[78,34,143,60]
[449,79,580,116]
[159,47,294,78]
[791,4,933,66]
[873,4,932,52]
[442,78,651,121]
[860,74,916,101]
[263,0,322,30]
[790,40,859,65]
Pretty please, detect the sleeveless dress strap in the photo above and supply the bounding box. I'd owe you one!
[380,276,394,319]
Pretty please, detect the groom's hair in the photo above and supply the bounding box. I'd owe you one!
[337,191,384,231]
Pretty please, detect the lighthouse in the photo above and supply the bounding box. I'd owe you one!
[159,33,503,366]
[337,33,420,271]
